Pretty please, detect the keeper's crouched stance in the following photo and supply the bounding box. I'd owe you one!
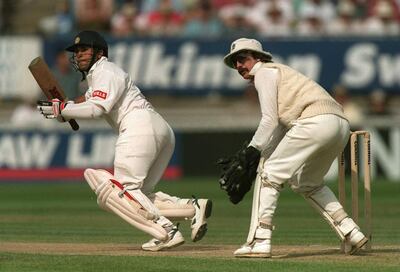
[219,38,368,258]
[36,30,212,251]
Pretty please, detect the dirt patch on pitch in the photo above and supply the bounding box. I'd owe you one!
[1,242,399,262]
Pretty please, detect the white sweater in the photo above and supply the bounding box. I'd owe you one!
[249,62,346,151]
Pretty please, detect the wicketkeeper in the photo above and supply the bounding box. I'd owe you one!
[36,30,212,251]
[218,38,368,258]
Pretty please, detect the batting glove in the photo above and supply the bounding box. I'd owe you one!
[37,99,73,122]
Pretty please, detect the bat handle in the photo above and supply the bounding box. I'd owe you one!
[68,119,80,131]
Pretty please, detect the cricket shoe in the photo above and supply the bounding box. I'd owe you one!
[141,224,184,251]
[234,239,272,258]
[344,228,368,255]
[191,196,213,242]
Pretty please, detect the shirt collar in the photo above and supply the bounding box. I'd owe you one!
[88,56,107,75]
[249,61,263,76]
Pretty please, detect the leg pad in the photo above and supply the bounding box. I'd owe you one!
[153,192,195,219]
[84,168,168,241]
[304,186,359,241]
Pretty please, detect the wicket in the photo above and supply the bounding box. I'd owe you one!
[338,130,372,252]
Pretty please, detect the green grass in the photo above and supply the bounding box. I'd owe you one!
[0,178,399,271]
[1,253,398,272]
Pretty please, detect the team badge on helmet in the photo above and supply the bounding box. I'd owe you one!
[66,30,108,57]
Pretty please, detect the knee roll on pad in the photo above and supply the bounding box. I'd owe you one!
[85,168,113,192]
[84,168,168,241]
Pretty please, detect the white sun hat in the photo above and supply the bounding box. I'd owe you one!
[223,38,272,68]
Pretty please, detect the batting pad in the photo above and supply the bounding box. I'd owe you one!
[304,186,358,241]
[154,192,195,219]
[84,169,168,241]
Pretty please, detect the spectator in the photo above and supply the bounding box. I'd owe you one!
[249,0,294,27]
[332,84,364,126]
[182,0,224,38]
[298,0,336,25]
[218,0,257,37]
[52,50,84,99]
[367,0,400,21]
[136,0,185,36]
[367,88,391,116]
[115,0,143,11]
[327,0,359,36]
[296,4,326,36]
[74,0,113,31]
[253,1,292,37]
[38,0,75,36]
[211,0,234,9]
[10,92,45,128]
[363,0,400,36]
[141,0,186,13]
[0,1,15,33]
[350,0,369,19]
[111,2,139,37]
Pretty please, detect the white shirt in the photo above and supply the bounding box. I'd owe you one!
[62,57,153,131]
[248,62,280,151]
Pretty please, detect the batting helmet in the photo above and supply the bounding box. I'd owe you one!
[66,30,108,57]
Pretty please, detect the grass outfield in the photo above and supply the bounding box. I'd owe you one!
[0,177,399,272]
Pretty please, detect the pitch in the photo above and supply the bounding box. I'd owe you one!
[0,177,399,271]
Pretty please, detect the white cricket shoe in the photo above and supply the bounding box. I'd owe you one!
[234,239,272,258]
[191,196,213,242]
[142,224,184,251]
[344,228,368,255]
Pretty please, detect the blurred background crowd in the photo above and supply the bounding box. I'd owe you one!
[1,0,400,129]
[1,0,400,37]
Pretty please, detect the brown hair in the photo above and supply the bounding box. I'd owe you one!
[252,52,273,63]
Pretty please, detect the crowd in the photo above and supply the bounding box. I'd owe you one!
[3,0,399,127]
[331,85,395,127]
[32,0,400,38]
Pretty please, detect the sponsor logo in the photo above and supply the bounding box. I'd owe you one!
[107,40,400,93]
[92,90,107,99]
[0,131,181,180]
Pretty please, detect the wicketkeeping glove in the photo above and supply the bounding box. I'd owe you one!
[37,99,72,122]
[216,143,260,204]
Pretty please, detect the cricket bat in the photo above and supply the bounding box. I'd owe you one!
[28,56,79,131]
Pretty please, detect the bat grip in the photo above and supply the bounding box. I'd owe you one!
[68,119,80,131]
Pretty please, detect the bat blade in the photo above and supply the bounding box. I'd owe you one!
[28,56,79,131]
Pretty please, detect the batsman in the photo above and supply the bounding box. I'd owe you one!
[218,38,368,257]
[36,30,212,251]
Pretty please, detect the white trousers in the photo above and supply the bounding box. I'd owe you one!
[113,109,175,195]
[262,114,350,193]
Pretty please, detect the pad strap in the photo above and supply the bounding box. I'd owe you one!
[84,168,168,241]
[110,179,145,209]
[332,208,348,225]
[259,221,274,230]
